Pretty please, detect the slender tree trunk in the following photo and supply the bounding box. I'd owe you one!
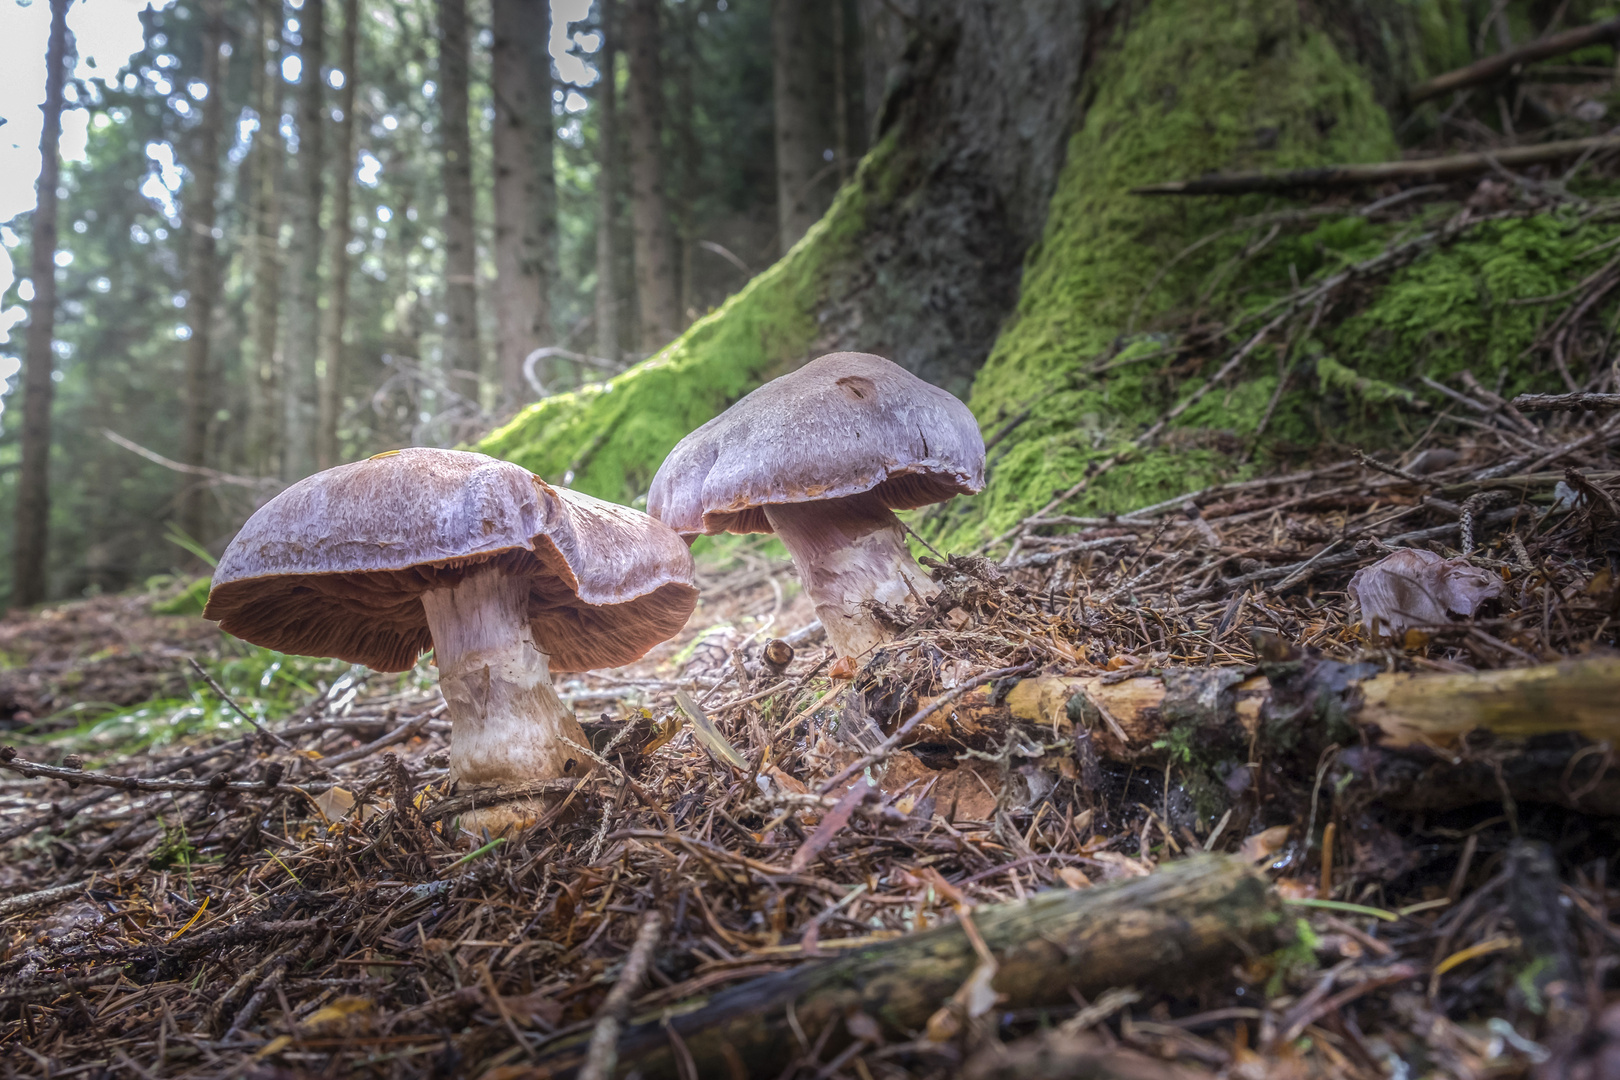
[491,0,555,412]
[624,0,678,351]
[180,0,228,542]
[772,0,826,251]
[11,0,71,609]
[594,0,621,364]
[282,0,324,480]
[316,0,358,470]
[437,0,480,406]
[247,0,285,476]
[832,0,850,185]
[671,1,698,327]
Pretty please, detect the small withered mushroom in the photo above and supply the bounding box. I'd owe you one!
[204,448,697,834]
[648,352,984,658]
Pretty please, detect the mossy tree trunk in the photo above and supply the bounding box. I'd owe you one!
[479,0,1548,539]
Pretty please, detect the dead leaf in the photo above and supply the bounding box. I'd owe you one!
[301,995,374,1032]
[1240,824,1292,865]
[254,1035,293,1059]
[1058,866,1092,889]
[1087,851,1152,880]
[926,960,1002,1042]
[829,656,859,680]
[497,988,562,1030]
[1348,548,1502,639]
[1105,654,1141,671]
[674,690,749,770]
[1273,878,1318,900]
[845,1010,884,1043]
[311,785,355,822]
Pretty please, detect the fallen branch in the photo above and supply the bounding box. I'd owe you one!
[102,428,282,491]
[1511,392,1620,412]
[988,651,1620,814]
[580,911,663,1080]
[1131,136,1620,196]
[0,883,84,920]
[1406,18,1620,103]
[0,746,303,794]
[531,856,1279,1079]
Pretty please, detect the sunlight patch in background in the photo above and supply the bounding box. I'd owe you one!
[0,0,598,371]
[0,0,175,355]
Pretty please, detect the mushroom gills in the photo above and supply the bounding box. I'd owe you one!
[763,491,939,659]
[419,565,590,834]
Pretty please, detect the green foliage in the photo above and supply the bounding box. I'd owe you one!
[152,575,211,615]
[37,642,419,759]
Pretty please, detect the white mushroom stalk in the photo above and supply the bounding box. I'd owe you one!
[420,566,590,834]
[204,447,697,844]
[763,493,939,658]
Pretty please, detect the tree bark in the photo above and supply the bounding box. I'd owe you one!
[491,0,556,413]
[594,0,621,365]
[11,0,71,609]
[437,0,480,405]
[282,0,325,481]
[316,0,358,471]
[531,856,1278,1079]
[247,0,285,477]
[856,0,906,145]
[179,0,229,543]
[773,0,828,252]
[624,0,678,351]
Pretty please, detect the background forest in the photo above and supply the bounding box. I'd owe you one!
[0,0,870,607]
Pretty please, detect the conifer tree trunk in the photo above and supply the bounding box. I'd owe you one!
[180,0,228,542]
[247,0,285,476]
[624,0,678,351]
[772,0,826,251]
[594,0,621,364]
[671,1,699,325]
[316,0,358,470]
[282,0,324,480]
[437,0,480,406]
[491,0,555,412]
[11,0,71,609]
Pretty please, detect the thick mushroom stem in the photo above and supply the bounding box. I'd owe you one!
[420,566,590,834]
[764,492,939,658]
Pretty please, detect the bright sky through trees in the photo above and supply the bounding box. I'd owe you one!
[0,0,599,330]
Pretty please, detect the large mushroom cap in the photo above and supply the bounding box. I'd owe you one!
[204,447,697,672]
[647,351,985,535]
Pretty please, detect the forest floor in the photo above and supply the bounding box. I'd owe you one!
[3,405,1620,1078]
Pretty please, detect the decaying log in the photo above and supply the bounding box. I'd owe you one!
[1130,135,1620,196]
[902,652,1620,815]
[530,856,1279,1079]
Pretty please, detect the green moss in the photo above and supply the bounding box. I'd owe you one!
[478,136,895,504]
[941,0,1401,550]
[940,0,1620,552]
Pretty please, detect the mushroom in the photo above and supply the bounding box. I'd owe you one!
[204,447,697,834]
[648,352,983,658]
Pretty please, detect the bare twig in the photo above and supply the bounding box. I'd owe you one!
[580,911,663,1080]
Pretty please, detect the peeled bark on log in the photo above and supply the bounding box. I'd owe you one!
[530,855,1278,1080]
[903,652,1620,815]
